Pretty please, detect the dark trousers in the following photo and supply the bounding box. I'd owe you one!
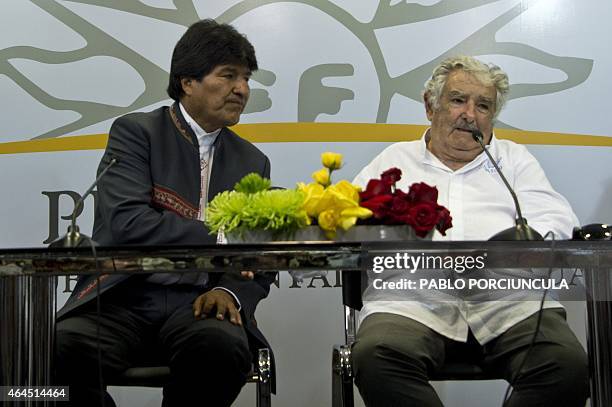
[352,309,589,407]
[54,279,252,407]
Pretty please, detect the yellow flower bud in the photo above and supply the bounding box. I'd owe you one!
[312,168,330,186]
[321,152,343,170]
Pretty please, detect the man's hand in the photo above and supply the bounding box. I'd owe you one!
[193,290,242,326]
[241,271,254,279]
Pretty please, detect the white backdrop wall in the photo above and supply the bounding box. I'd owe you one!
[1,1,611,406]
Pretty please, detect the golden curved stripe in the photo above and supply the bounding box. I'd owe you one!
[0,123,610,154]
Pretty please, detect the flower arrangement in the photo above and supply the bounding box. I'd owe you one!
[297,152,372,239]
[358,168,453,237]
[205,152,452,240]
[205,173,310,237]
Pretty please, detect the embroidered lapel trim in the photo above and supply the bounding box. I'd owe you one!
[169,103,195,146]
[152,184,198,219]
[77,274,110,300]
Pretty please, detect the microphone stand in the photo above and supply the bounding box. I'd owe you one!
[471,131,542,241]
[49,158,118,248]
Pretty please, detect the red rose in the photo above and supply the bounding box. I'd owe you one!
[393,188,408,200]
[357,167,453,236]
[407,182,438,203]
[360,179,392,200]
[436,206,453,236]
[360,194,393,219]
[390,196,409,213]
[390,213,412,225]
[385,195,410,223]
[380,168,402,186]
[407,202,439,237]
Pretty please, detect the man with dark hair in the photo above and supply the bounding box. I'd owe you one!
[55,19,274,407]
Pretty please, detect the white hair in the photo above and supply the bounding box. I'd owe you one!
[423,56,509,118]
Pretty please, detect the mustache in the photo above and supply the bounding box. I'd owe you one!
[454,121,478,132]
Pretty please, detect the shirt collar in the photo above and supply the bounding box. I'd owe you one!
[420,128,498,174]
[178,102,221,150]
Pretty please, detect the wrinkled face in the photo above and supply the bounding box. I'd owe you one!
[180,64,251,132]
[425,70,497,170]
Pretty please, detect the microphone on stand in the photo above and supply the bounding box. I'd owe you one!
[471,130,542,241]
[49,157,118,248]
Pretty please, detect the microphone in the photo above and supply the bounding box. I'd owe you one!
[471,130,542,241]
[49,157,118,248]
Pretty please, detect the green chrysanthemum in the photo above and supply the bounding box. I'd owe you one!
[234,173,272,194]
[205,191,249,234]
[206,176,309,236]
[247,189,310,232]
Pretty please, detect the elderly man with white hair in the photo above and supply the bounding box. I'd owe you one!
[351,56,588,407]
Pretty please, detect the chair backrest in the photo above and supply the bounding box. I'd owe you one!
[341,270,366,311]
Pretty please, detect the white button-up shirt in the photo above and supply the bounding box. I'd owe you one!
[352,131,579,344]
[179,102,220,216]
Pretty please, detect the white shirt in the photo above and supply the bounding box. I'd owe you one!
[352,131,579,344]
[179,102,220,219]
[178,102,220,169]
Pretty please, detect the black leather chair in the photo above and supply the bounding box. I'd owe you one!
[331,270,502,407]
[109,348,272,407]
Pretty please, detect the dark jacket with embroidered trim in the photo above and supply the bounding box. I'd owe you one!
[57,104,274,365]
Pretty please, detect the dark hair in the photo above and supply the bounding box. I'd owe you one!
[167,19,258,101]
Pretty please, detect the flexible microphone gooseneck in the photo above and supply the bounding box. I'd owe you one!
[49,157,118,248]
[471,130,542,241]
[470,130,547,407]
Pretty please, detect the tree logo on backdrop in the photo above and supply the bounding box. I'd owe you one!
[0,0,593,141]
